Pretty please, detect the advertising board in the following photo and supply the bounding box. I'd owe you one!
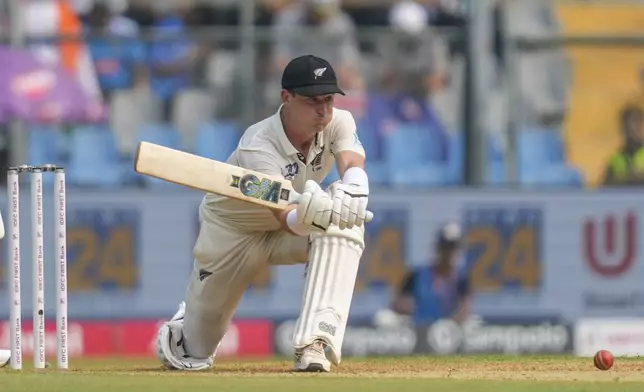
[0,189,643,322]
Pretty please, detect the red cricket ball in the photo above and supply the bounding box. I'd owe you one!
[594,350,614,371]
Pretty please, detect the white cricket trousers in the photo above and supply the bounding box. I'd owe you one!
[182,211,309,359]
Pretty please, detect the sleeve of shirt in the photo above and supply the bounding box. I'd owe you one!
[330,110,366,158]
[236,149,284,178]
[399,271,416,296]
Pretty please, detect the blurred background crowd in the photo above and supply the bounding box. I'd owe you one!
[0,0,607,189]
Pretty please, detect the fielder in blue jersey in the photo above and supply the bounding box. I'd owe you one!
[392,222,471,325]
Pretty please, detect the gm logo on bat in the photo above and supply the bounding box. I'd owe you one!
[231,174,291,204]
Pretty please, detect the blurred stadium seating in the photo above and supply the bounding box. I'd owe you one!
[29,121,585,188]
[14,0,591,190]
[555,2,644,187]
[67,125,123,187]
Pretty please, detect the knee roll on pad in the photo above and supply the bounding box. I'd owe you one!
[293,224,364,366]
[311,223,366,250]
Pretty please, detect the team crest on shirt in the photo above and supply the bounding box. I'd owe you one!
[283,162,299,180]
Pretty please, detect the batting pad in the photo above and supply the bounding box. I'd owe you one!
[292,224,365,365]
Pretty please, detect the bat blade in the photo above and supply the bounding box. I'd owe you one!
[134,142,296,210]
[134,142,373,221]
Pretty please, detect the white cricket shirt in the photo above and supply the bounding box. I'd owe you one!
[199,106,366,232]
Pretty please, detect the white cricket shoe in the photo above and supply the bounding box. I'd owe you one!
[293,339,331,372]
[0,349,10,368]
[156,302,213,371]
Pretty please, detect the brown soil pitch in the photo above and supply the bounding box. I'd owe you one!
[212,356,644,381]
[45,356,644,382]
[3,357,644,392]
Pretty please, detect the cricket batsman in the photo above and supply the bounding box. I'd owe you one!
[156,55,370,372]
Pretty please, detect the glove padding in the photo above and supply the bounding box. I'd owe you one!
[295,180,333,232]
[330,181,369,230]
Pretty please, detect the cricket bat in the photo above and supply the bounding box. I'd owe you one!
[134,142,373,221]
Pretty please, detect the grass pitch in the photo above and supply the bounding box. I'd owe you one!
[2,355,644,392]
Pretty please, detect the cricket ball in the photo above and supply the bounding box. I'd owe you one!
[593,350,614,371]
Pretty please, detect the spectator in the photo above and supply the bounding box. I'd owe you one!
[381,0,449,99]
[392,222,471,325]
[148,1,209,120]
[272,0,363,93]
[85,2,148,99]
[420,0,466,27]
[262,0,295,19]
[602,106,644,187]
[76,0,140,36]
[105,0,140,38]
[370,0,451,153]
[123,0,156,28]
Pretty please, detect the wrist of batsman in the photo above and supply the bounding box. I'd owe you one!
[286,209,312,236]
[341,167,369,193]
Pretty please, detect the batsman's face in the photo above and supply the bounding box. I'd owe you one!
[283,91,335,133]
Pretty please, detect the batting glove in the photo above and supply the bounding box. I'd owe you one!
[296,180,334,232]
[331,168,369,230]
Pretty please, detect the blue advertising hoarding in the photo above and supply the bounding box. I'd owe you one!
[1,188,643,323]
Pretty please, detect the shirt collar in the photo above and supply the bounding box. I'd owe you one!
[272,105,299,157]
